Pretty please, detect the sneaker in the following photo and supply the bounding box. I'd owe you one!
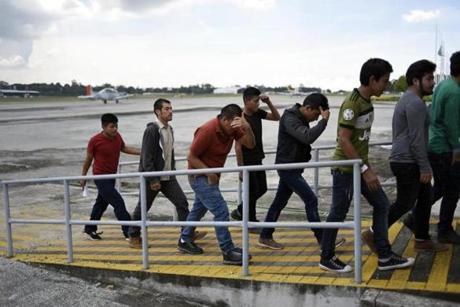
[84,231,103,240]
[192,231,208,241]
[438,230,460,245]
[231,247,253,260]
[362,229,377,254]
[223,248,249,265]
[257,237,284,250]
[319,256,353,273]
[414,239,449,252]
[402,214,415,233]
[378,252,415,271]
[231,209,242,221]
[177,239,204,255]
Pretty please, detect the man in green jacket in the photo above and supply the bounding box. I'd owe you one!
[427,51,460,244]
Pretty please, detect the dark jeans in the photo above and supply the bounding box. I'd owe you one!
[84,179,131,237]
[388,162,432,240]
[129,178,189,237]
[236,160,267,222]
[260,169,322,243]
[429,152,460,234]
[321,170,392,260]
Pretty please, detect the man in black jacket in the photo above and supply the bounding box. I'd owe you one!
[128,98,206,248]
[258,93,334,249]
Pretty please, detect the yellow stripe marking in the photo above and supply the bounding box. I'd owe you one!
[426,245,453,292]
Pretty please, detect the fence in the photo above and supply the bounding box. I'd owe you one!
[2,159,364,282]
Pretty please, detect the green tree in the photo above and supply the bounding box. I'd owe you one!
[393,75,407,93]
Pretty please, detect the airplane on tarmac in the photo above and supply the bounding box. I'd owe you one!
[78,85,132,104]
[0,89,40,98]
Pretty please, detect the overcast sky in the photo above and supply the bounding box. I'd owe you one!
[0,0,459,90]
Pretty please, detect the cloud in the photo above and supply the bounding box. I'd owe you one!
[0,55,26,67]
[402,9,440,23]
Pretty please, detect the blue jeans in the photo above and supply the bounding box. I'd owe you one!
[181,176,234,252]
[84,179,131,237]
[320,170,392,259]
[260,170,322,243]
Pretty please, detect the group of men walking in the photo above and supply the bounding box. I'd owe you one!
[80,51,460,271]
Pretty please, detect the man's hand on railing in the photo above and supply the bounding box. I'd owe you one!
[362,168,381,191]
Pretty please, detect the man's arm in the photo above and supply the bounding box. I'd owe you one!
[444,93,460,162]
[260,95,280,121]
[338,127,380,191]
[233,116,255,149]
[284,113,328,145]
[121,145,141,155]
[188,150,219,184]
[405,101,432,183]
[140,127,162,188]
[80,152,93,188]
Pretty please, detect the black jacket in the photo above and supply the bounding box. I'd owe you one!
[139,122,176,183]
[275,104,327,165]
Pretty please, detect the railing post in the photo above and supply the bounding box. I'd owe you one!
[3,183,14,257]
[116,164,122,192]
[140,175,149,269]
[313,148,320,195]
[63,179,73,263]
[237,177,242,206]
[353,162,362,284]
[242,169,250,276]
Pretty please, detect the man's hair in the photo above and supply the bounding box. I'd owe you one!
[450,51,460,77]
[243,87,261,103]
[219,104,242,120]
[405,60,436,86]
[101,113,118,127]
[360,58,393,86]
[303,93,329,110]
[153,98,171,116]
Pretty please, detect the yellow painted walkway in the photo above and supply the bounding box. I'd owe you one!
[1,219,460,294]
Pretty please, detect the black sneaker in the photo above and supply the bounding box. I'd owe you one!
[231,209,242,221]
[177,239,203,255]
[84,231,103,240]
[231,247,252,260]
[438,230,460,244]
[319,256,352,273]
[223,248,247,265]
[378,252,415,271]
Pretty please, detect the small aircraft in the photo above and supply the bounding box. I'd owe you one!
[0,89,40,98]
[78,85,132,104]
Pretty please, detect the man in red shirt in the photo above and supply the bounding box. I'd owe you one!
[177,104,255,265]
[81,113,140,240]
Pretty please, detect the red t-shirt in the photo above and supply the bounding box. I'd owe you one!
[189,117,244,169]
[87,132,125,175]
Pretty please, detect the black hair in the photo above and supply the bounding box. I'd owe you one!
[101,113,118,127]
[219,104,242,120]
[406,60,436,86]
[153,98,171,116]
[243,87,261,103]
[450,51,460,77]
[303,93,329,110]
[360,58,393,86]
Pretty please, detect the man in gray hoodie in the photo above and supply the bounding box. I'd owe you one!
[387,60,447,252]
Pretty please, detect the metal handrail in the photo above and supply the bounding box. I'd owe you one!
[2,159,363,283]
